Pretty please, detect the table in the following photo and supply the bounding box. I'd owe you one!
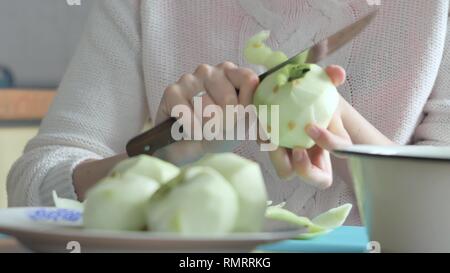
[0,235,28,253]
[0,226,368,253]
[257,226,369,253]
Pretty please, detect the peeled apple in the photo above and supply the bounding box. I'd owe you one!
[83,173,159,231]
[245,30,339,149]
[147,166,239,235]
[110,155,179,184]
[193,153,268,232]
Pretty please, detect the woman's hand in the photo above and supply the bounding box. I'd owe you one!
[269,65,395,189]
[156,62,393,191]
[155,62,260,126]
[269,65,352,189]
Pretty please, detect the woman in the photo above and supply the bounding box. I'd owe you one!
[8,0,450,225]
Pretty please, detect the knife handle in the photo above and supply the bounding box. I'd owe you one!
[126,117,179,157]
[126,84,252,157]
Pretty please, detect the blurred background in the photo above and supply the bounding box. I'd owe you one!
[0,0,94,207]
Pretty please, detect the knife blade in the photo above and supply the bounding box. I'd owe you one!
[259,10,378,81]
[126,10,378,165]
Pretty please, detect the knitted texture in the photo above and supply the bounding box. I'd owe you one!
[7,0,450,225]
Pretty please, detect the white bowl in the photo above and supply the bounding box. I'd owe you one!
[334,145,450,253]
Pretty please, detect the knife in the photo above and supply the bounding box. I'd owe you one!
[126,10,378,165]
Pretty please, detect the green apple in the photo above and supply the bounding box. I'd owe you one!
[83,173,159,231]
[193,153,268,232]
[147,166,239,235]
[245,31,339,149]
[110,155,180,184]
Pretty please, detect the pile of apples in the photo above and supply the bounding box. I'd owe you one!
[82,153,268,234]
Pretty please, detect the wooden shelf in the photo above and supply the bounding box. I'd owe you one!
[0,89,56,120]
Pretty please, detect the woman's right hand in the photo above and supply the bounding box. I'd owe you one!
[155,62,260,128]
[74,62,259,201]
[155,63,351,191]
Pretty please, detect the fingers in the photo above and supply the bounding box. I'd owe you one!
[292,147,333,189]
[327,110,352,141]
[282,113,352,189]
[197,63,238,109]
[176,72,216,121]
[158,84,192,122]
[225,66,259,106]
[305,122,352,151]
[156,62,260,137]
[187,62,259,110]
[156,84,202,137]
[270,145,334,189]
[269,147,295,180]
[325,65,346,87]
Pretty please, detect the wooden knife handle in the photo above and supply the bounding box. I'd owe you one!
[126,117,180,157]
[126,88,244,157]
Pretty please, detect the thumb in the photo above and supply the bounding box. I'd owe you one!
[325,65,346,87]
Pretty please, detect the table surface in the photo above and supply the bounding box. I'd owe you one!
[257,226,368,253]
[0,235,28,253]
[0,226,368,253]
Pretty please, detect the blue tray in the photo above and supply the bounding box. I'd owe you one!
[257,226,369,253]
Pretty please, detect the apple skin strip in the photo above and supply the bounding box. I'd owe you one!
[266,203,352,240]
[52,191,84,211]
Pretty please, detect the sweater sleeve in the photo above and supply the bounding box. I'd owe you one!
[7,0,148,206]
[413,19,450,146]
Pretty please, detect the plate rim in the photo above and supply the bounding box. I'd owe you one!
[0,207,305,243]
[333,145,450,162]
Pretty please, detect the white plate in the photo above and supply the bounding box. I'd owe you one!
[0,207,304,253]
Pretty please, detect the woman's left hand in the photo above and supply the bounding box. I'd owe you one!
[268,65,352,189]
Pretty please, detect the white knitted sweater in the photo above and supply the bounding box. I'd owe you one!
[7,0,450,225]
